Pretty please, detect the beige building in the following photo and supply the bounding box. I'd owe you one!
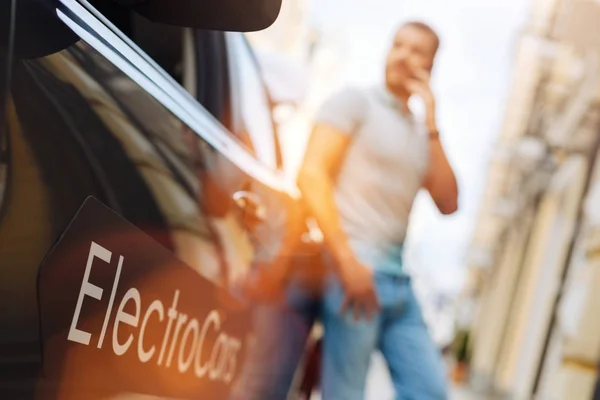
[464,0,600,399]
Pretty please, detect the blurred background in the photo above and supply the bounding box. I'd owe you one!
[244,0,600,398]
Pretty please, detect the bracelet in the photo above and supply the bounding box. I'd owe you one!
[428,129,440,140]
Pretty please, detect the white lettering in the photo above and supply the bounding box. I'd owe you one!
[69,251,244,384]
[166,312,188,367]
[178,318,200,373]
[194,310,219,378]
[157,290,179,366]
[138,299,164,363]
[98,255,123,348]
[223,339,241,383]
[209,334,228,381]
[112,288,141,356]
[68,242,112,345]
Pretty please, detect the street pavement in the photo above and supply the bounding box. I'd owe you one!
[310,353,481,399]
[365,353,480,400]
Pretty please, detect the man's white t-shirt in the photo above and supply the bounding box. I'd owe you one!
[315,86,430,275]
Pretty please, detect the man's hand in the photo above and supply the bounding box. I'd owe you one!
[339,258,380,320]
[406,68,437,133]
[408,69,460,215]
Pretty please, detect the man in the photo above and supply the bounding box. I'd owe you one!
[297,21,458,400]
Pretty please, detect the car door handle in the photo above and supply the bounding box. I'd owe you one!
[232,191,267,222]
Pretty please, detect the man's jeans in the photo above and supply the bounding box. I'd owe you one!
[321,272,448,400]
[230,283,320,400]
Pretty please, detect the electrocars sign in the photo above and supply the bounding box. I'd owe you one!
[38,197,251,399]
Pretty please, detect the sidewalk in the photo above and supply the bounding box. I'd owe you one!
[309,353,484,399]
[451,386,485,400]
[365,353,479,399]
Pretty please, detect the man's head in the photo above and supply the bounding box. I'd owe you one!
[385,21,439,96]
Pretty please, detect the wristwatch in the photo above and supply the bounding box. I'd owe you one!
[428,128,440,140]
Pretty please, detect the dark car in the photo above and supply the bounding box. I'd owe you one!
[0,0,316,398]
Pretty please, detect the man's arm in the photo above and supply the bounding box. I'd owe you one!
[297,124,355,269]
[407,69,459,215]
[423,136,458,215]
[297,123,379,317]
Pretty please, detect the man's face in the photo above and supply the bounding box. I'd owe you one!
[385,25,437,92]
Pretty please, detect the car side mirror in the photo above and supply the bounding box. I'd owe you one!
[121,0,283,32]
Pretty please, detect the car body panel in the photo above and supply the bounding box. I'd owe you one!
[0,0,303,397]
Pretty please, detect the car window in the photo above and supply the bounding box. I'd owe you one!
[133,27,280,171]
[193,30,233,131]
[0,4,297,397]
[226,33,279,171]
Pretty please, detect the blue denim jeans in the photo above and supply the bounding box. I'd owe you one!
[230,282,319,400]
[321,273,448,400]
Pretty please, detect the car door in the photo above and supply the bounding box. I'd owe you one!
[223,32,323,293]
[161,28,306,295]
[0,1,300,398]
[125,22,306,295]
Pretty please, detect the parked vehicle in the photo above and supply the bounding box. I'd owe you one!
[0,0,323,398]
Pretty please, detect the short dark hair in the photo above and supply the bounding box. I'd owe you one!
[401,21,440,54]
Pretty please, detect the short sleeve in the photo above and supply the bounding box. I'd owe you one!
[314,87,367,137]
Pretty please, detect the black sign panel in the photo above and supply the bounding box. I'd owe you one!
[38,197,251,399]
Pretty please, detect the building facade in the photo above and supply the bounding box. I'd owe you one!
[464,0,600,399]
